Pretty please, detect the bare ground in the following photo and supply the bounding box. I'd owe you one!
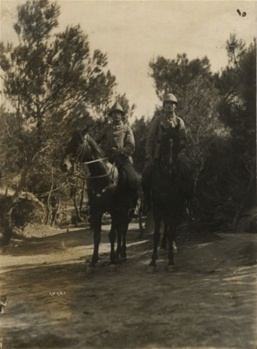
[0,220,257,349]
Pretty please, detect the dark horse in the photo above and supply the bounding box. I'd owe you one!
[62,131,133,268]
[149,136,193,270]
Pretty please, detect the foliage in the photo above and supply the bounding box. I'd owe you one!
[0,0,125,242]
[131,117,151,172]
[12,198,45,229]
[214,37,256,224]
[0,0,255,237]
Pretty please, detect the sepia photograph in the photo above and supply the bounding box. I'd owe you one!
[0,0,256,348]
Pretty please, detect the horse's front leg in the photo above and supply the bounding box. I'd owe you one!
[109,220,117,264]
[89,213,102,268]
[167,223,176,268]
[119,218,129,261]
[160,222,168,250]
[149,210,161,268]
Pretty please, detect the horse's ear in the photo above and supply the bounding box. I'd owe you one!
[73,130,80,138]
[73,130,84,143]
[81,127,88,136]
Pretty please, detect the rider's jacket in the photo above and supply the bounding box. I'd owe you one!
[145,114,186,160]
[96,122,135,163]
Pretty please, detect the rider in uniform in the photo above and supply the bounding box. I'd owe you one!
[96,102,139,217]
[141,93,193,212]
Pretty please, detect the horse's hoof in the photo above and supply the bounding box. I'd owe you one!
[120,256,127,263]
[147,265,157,273]
[108,264,118,272]
[166,264,177,272]
[86,265,96,274]
[159,248,167,256]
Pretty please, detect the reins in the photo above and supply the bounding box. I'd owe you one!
[78,157,110,179]
[71,172,109,180]
[73,135,111,180]
[72,154,111,179]
[80,157,108,165]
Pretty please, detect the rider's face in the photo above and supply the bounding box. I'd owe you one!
[110,111,123,123]
[163,101,176,115]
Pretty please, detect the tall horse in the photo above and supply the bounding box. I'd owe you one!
[149,135,193,270]
[62,131,133,268]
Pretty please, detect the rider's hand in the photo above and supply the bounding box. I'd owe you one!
[111,147,122,156]
[145,154,153,162]
[173,153,178,162]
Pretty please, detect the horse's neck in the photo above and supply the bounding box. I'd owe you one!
[87,161,109,177]
[87,161,119,195]
[157,154,174,176]
[159,152,173,165]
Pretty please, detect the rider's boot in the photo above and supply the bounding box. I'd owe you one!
[128,190,139,219]
[140,188,151,216]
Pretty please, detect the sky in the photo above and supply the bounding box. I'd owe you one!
[0,0,256,120]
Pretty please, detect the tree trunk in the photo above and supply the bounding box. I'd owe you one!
[45,168,55,225]
[51,197,60,227]
[232,176,255,228]
[1,167,29,245]
[79,180,86,213]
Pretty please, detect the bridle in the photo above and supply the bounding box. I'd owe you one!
[80,158,108,165]
[71,157,111,180]
[68,134,110,179]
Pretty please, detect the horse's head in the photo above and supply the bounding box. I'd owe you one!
[61,131,84,173]
[61,131,105,173]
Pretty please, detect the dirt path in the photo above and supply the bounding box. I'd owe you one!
[0,222,257,349]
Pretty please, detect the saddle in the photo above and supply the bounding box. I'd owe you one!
[104,163,128,192]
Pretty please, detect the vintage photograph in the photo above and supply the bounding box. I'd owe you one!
[0,0,256,348]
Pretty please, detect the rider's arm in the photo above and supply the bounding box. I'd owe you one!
[178,117,186,151]
[173,117,186,159]
[95,127,107,144]
[145,117,160,159]
[121,126,135,156]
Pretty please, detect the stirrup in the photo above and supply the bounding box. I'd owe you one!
[140,199,149,215]
[128,208,138,219]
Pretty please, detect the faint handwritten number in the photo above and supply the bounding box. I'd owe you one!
[49,291,66,296]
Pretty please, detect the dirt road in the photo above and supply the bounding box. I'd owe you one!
[0,221,257,349]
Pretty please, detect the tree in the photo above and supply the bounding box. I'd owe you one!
[0,0,117,243]
[215,37,256,225]
[131,116,151,172]
[225,33,246,66]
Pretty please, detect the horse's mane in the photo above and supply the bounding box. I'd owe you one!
[85,133,105,159]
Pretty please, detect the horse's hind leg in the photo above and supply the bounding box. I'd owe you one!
[160,222,168,250]
[109,222,117,264]
[167,224,176,267]
[138,211,145,239]
[120,220,129,261]
[149,214,161,268]
[115,218,129,262]
[89,214,102,268]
